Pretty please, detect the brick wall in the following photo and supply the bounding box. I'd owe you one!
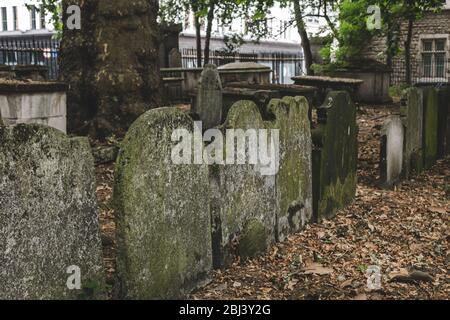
[362,10,450,85]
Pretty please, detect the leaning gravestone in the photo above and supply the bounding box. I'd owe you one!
[401,88,424,178]
[193,64,223,130]
[268,96,312,241]
[380,116,404,188]
[0,124,104,299]
[312,91,358,221]
[422,87,439,169]
[210,101,276,268]
[114,107,212,299]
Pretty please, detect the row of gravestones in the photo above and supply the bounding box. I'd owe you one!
[380,86,450,188]
[0,67,358,300]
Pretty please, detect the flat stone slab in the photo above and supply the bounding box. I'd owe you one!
[292,75,364,85]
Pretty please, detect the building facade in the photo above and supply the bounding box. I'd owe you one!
[0,0,55,38]
[362,0,450,85]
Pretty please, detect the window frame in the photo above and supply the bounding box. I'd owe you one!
[418,34,450,82]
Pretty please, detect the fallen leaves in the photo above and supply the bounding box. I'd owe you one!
[302,262,334,276]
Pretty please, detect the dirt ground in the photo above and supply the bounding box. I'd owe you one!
[95,104,450,300]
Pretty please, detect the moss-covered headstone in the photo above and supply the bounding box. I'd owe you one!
[312,91,358,222]
[268,96,312,241]
[401,88,424,178]
[210,101,276,268]
[193,64,223,130]
[0,125,104,299]
[422,87,439,169]
[114,107,212,299]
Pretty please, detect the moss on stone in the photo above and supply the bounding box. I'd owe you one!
[237,219,267,260]
[0,124,105,300]
[268,96,312,240]
[312,91,358,221]
[114,107,212,299]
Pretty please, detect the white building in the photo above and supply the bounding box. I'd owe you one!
[0,0,55,37]
[180,3,327,52]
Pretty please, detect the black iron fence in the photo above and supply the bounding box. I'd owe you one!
[0,38,303,84]
[181,48,304,84]
[0,38,60,80]
[391,58,450,86]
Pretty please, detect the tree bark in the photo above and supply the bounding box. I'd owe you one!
[405,17,414,85]
[293,0,314,75]
[191,1,203,68]
[204,0,216,65]
[60,0,161,139]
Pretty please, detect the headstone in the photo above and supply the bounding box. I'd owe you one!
[312,91,358,221]
[114,107,212,299]
[0,125,104,299]
[422,87,439,169]
[268,96,312,241]
[380,116,404,188]
[193,64,223,130]
[168,48,182,68]
[210,101,276,268]
[436,87,450,158]
[401,88,424,178]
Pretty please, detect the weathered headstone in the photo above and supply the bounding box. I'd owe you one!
[436,87,450,158]
[401,88,424,178]
[422,87,439,169]
[268,96,312,241]
[114,107,212,299]
[312,91,358,221]
[169,48,182,68]
[0,125,104,299]
[210,101,276,268]
[380,116,404,188]
[193,64,223,130]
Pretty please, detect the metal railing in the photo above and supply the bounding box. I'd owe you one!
[0,37,60,80]
[181,48,304,84]
[391,58,450,85]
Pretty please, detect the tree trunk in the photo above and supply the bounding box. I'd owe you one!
[293,0,314,75]
[204,1,216,65]
[405,17,414,85]
[60,0,161,139]
[191,1,203,68]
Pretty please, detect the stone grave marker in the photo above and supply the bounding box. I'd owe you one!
[380,115,404,188]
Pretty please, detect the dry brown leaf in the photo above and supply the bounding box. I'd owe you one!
[302,262,333,275]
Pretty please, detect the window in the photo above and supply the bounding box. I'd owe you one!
[421,38,447,78]
[40,6,46,29]
[13,6,18,30]
[1,7,7,31]
[30,6,37,30]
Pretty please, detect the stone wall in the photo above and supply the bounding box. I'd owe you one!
[0,81,67,133]
[0,124,104,299]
